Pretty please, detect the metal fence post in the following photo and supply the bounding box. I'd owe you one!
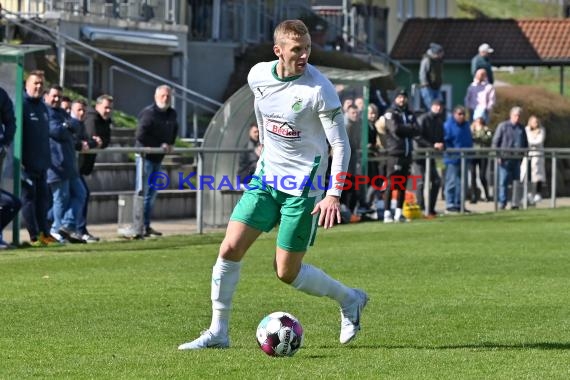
[551,152,557,209]
[424,150,431,217]
[460,151,465,213]
[493,151,499,212]
[197,151,204,234]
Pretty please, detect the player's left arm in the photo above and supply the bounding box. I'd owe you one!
[311,106,351,229]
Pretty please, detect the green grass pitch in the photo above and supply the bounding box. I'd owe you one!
[1,208,569,379]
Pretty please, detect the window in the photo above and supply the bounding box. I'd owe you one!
[428,0,447,18]
[397,0,404,20]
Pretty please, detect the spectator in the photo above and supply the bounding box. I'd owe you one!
[21,71,55,246]
[80,94,112,240]
[382,89,420,223]
[340,104,360,214]
[419,43,444,110]
[464,68,495,124]
[492,106,528,210]
[60,96,72,114]
[342,97,353,126]
[469,117,492,203]
[364,103,380,209]
[237,123,261,183]
[135,84,178,237]
[443,106,473,213]
[0,85,19,248]
[521,115,546,204]
[71,99,101,242]
[471,43,494,84]
[414,99,445,218]
[45,85,87,243]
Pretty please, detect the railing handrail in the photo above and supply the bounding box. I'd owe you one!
[2,8,223,110]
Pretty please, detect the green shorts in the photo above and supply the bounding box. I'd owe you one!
[230,177,320,252]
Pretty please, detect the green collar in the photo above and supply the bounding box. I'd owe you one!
[272,62,303,82]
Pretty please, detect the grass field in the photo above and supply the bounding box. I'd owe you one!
[1,208,569,379]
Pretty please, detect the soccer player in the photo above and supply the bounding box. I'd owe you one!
[178,19,368,350]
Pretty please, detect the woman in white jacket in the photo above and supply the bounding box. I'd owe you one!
[521,115,546,203]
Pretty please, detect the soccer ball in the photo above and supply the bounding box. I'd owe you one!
[256,311,304,357]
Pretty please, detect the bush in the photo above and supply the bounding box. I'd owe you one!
[491,86,570,147]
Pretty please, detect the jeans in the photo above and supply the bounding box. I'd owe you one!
[50,177,87,233]
[444,163,466,209]
[136,155,162,228]
[21,171,50,240]
[420,87,442,110]
[498,160,521,207]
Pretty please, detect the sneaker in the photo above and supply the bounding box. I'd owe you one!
[383,211,394,224]
[59,227,86,244]
[339,289,369,344]
[49,232,67,244]
[144,227,163,237]
[445,207,459,214]
[39,232,59,245]
[82,233,100,243]
[178,330,230,350]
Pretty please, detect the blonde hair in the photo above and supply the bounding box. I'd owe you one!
[273,20,309,45]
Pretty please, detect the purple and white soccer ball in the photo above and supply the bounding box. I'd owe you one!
[256,311,304,357]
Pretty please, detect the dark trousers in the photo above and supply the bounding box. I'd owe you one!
[470,158,490,201]
[21,171,50,240]
[78,175,90,234]
[0,189,22,230]
[383,157,411,209]
[415,159,441,214]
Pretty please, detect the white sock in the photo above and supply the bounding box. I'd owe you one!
[209,257,242,336]
[384,210,392,219]
[291,264,355,308]
[394,208,402,220]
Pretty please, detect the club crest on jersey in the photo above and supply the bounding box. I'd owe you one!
[291,97,303,112]
[267,120,301,139]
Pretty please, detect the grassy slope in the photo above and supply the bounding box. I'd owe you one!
[0,209,569,378]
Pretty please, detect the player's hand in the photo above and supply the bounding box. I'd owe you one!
[311,195,341,229]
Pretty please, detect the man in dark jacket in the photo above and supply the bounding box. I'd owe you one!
[414,99,445,217]
[80,94,112,239]
[418,43,444,110]
[238,124,260,183]
[135,85,178,237]
[492,106,528,210]
[0,86,19,248]
[471,43,494,85]
[21,71,53,246]
[0,86,16,181]
[382,89,420,223]
[44,85,87,243]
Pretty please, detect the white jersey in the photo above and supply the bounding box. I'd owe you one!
[247,61,350,197]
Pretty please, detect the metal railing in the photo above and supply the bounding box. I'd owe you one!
[66,146,570,239]
[2,8,222,139]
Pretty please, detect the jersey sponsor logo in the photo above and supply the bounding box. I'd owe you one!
[256,87,265,96]
[266,120,301,139]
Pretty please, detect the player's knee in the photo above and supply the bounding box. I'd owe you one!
[274,265,298,284]
[219,240,245,260]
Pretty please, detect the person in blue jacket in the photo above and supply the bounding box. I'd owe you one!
[443,106,473,213]
[44,85,86,243]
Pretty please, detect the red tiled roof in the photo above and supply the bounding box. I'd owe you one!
[390,18,570,64]
[518,19,570,60]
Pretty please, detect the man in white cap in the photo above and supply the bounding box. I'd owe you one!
[471,43,494,84]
